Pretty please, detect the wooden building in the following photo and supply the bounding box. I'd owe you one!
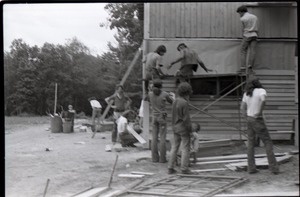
[141,2,298,146]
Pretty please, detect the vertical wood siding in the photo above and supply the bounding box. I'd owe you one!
[156,70,297,140]
[148,3,297,38]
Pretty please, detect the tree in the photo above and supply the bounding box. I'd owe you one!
[104,3,144,109]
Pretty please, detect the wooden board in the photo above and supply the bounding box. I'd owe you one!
[127,125,146,144]
[72,187,110,197]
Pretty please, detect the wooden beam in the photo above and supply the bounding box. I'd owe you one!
[92,46,142,138]
[195,159,247,165]
[226,155,293,170]
[191,168,227,173]
[130,171,155,175]
[127,125,146,144]
[72,187,110,197]
[194,152,286,162]
[118,174,145,178]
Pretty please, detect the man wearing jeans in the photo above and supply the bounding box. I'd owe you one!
[148,79,173,163]
[168,82,193,174]
[241,78,280,174]
[236,5,258,71]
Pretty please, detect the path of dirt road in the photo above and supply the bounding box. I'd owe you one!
[5,117,299,197]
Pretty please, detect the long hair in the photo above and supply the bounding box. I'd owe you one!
[177,82,193,97]
[245,78,263,97]
[154,45,167,54]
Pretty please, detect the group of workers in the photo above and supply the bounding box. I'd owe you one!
[141,5,279,175]
[84,5,279,175]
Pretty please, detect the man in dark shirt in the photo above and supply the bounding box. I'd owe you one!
[168,82,193,174]
[167,43,213,85]
[148,79,173,163]
[105,84,132,144]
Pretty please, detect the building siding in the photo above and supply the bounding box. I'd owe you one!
[148,3,297,39]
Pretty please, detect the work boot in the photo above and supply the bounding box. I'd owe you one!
[248,169,259,174]
[168,168,177,174]
[181,169,192,174]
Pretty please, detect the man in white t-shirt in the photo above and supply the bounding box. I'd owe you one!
[236,5,258,71]
[88,97,102,132]
[116,110,141,147]
[241,78,279,175]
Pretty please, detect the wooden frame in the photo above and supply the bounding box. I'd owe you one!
[122,174,247,197]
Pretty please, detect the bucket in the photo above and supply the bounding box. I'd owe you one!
[51,115,63,133]
[63,121,73,133]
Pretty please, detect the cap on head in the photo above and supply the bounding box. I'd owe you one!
[177,43,187,51]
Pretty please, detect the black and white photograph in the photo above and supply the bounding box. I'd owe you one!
[3,1,299,197]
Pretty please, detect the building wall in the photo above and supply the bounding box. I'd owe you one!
[145,39,296,74]
[144,3,297,71]
[147,3,297,39]
[159,70,297,140]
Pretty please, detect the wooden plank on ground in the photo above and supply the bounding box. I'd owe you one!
[118,174,145,178]
[73,187,110,197]
[191,168,227,173]
[194,152,286,162]
[225,155,293,170]
[196,159,247,165]
[130,171,155,176]
[127,125,146,144]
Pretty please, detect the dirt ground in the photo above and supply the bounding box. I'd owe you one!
[5,116,299,197]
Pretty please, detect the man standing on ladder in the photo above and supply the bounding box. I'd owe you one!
[143,45,167,96]
[236,5,258,73]
[167,43,213,86]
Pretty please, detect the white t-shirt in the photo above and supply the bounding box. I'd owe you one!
[242,88,266,118]
[116,116,128,134]
[90,100,102,109]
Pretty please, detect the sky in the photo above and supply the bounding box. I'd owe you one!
[3,3,118,56]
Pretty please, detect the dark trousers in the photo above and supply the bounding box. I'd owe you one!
[247,117,279,173]
[241,36,257,68]
[119,132,139,146]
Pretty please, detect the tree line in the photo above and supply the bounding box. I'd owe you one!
[4,3,144,116]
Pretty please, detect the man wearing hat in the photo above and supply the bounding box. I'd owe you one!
[167,43,213,86]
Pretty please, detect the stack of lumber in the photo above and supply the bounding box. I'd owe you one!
[191,152,296,172]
